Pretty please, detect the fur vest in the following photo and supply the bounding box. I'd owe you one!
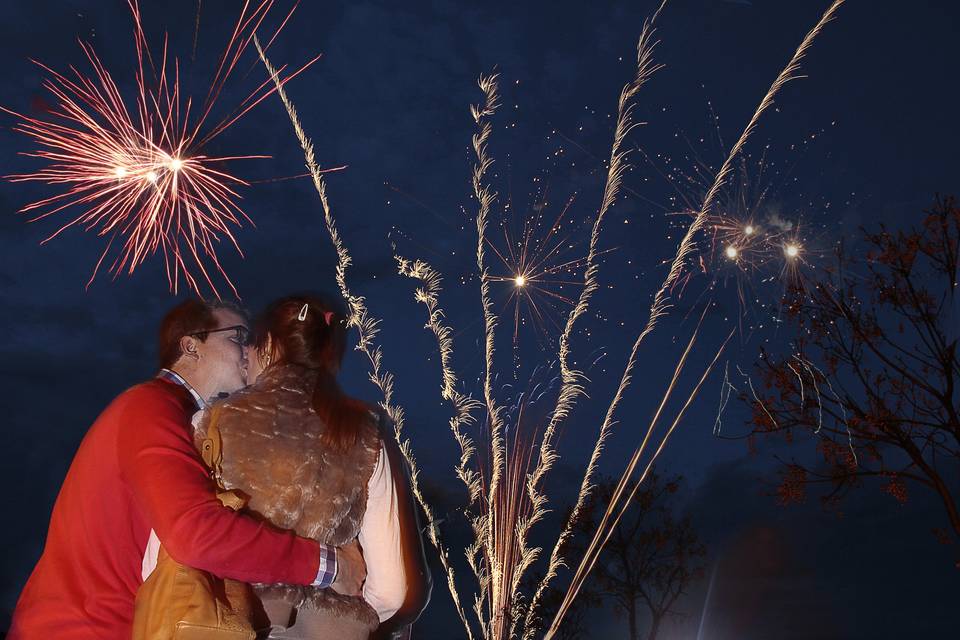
[196,364,382,632]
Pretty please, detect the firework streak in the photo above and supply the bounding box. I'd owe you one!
[522,17,664,638]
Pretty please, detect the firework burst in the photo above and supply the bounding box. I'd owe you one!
[486,191,595,353]
[644,129,838,339]
[2,0,319,297]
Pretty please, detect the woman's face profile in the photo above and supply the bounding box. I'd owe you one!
[244,343,267,385]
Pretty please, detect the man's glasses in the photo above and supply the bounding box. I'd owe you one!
[189,325,252,347]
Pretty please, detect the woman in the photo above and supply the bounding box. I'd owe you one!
[195,295,428,639]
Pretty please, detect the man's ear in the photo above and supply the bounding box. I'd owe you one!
[180,335,201,360]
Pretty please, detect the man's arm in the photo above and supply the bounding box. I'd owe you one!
[116,384,322,585]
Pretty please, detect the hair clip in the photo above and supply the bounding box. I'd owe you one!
[297,303,309,321]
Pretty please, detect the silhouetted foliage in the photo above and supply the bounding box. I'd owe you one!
[746,196,960,561]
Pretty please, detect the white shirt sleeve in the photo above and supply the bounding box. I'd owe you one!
[359,443,407,622]
[141,529,161,581]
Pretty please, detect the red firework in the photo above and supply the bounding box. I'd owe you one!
[2,0,318,297]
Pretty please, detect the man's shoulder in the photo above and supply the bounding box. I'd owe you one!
[108,377,191,417]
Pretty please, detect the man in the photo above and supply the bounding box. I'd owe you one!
[8,299,365,639]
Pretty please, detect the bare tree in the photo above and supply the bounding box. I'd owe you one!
[564,473,706,640]
[746,196,960,558]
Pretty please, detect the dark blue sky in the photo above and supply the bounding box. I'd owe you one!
[2,1,958,638]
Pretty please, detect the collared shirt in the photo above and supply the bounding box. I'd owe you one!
[157,368,208,410]
[314,544,338,588]
[151,369,337,587]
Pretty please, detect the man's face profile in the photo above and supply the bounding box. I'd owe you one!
[194,308,249,396]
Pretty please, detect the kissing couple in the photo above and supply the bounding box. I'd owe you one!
[9,295,431,640]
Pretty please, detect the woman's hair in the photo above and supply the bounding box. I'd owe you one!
[254,295,369,451]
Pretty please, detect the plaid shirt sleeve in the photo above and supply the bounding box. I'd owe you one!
[312,543,338,587]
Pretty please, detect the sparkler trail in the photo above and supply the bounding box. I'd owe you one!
[608,333,733,566]
[713,361,738,436]
[396,256,483,507]
[3,0,319,297]
[787,360,807,407]
[396,255,490,630]
[740,363,778,429]
[523,15,665,636]
[253,38,479,639]
[394,41,659,633]
[545,306,707,633]
[795,354,856,464]
[547,326,733,639]
[469,72,517,640]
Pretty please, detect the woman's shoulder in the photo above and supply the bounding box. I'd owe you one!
[196,378,289,444]
[205,385,266,426]
[217,367,311,416]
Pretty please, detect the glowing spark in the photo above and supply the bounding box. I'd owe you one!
[725,245,739,259]
[3,0,319,297]
[514,274,526,287]
[744,224,755,235]
[786,243,800,258]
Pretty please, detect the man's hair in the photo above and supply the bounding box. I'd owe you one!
[158,299,249,369]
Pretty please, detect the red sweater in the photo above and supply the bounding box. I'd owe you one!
[8,378,321,639]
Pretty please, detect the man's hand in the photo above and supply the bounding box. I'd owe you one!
[331,539,366,596]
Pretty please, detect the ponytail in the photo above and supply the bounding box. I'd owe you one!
[311,368,369,452]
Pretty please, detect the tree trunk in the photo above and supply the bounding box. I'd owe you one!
[647,613,662,640]
[628,601,639,640]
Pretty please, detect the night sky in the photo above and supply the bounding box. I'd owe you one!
[1,1,958,638]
